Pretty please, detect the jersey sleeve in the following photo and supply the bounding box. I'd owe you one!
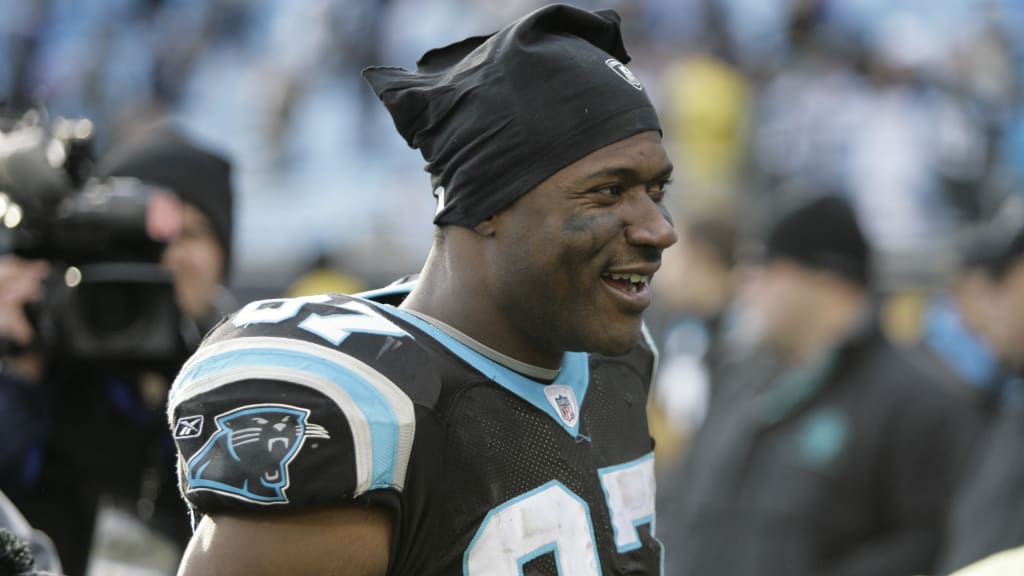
[166,293,430,514]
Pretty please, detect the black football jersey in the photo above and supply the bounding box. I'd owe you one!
[168,284,662,575]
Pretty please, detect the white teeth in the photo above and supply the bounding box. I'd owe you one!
[606,272,650,284]
[602,268,651,286]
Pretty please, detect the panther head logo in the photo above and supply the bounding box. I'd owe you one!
[185,404,330,504]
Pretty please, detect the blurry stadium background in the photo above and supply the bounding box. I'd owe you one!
[2,0,1023,315]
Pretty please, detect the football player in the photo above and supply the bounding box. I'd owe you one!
[169,4,676,574]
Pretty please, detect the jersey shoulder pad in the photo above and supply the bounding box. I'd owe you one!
[167,292,438,514]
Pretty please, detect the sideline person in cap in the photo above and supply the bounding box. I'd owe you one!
[939,224,1024,573]
[97,127,237,334]
[0,126,236,575]
[922,213,1024,415]
[657,195,979,576]
[170,4,676,575]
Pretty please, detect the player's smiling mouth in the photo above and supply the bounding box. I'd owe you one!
[599,268,655,312]
[600,272,650,294]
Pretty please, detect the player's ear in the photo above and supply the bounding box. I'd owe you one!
[473,214,499,237]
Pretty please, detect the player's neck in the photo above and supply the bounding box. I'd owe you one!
[403,247,565,370]
[403,287,565,371]
[403,308,561,381]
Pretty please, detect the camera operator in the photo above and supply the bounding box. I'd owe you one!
[0,126,235,576]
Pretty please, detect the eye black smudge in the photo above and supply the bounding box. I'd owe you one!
[562,212,617,253]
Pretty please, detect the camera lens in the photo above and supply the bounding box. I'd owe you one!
[78,281,148,338]
[60,262,181,362]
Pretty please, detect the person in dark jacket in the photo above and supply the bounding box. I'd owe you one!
[658,195,979,576]
[939,225,1024,573]
[923,210,1024,415]
[0,126,236,575]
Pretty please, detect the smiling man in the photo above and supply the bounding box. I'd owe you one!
[168,4,676,575]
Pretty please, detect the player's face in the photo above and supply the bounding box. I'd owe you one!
[487,131,676,362]
[162,203,225,322]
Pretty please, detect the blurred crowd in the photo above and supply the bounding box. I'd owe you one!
[3,0,1018,294]
[2,0,1024,575]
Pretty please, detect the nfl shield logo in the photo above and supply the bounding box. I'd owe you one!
[544,385,579,428]
[555,395,575,422]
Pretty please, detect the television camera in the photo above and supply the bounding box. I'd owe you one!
[0,110,199,370]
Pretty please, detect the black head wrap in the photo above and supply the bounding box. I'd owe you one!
[362,3,662,227]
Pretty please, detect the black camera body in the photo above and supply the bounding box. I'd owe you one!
[0,112,197,369]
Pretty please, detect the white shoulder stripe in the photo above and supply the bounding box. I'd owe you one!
[169,336,416,493]
[176,365,375,494]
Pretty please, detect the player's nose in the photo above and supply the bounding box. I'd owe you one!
[624,194,676,250]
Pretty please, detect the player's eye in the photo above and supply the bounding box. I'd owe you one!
[591,184,624,198]
[649,178,673,202]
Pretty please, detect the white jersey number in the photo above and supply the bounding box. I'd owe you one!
[464,481,600,576]
[464,455,659,575]
[232,296,407,346]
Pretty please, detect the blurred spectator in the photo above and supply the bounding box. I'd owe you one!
[999,94,1024,192]
[648,214,739,465]
[3,1,1024,572]
[922,249,998,397]
[284,252,366,298]
[0,0,48,112]
[661,52,749,210]
[3,0,1022,292]
[0,125,235,576]
[658,196,978,576]
[844,14,984,256]
[979,228,1024,386]
[751,23,861,200]
[923,201,1024,413]
[658,0,749,214]
[939,225,1024,572]
[0,259,49,482]
[749,7,997,289]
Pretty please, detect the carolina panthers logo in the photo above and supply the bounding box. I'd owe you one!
[185,404,330,504]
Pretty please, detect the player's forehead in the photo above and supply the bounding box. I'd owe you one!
[542,131,671,187]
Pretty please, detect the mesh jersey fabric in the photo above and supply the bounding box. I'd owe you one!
[167,289,661,574]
